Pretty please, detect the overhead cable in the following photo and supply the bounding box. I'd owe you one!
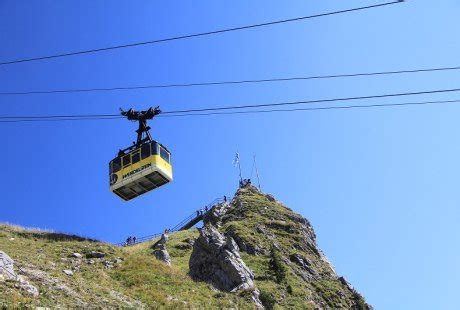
[0,1,403,66]
[1,86,459,120]
[2,64,459,96]
[161,87,460,114]
[1,99,459,123]
[160,99,460,117]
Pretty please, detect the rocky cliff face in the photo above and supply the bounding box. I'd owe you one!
[189,185,371,309]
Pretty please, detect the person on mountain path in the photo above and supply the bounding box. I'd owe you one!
[160,229,169,244]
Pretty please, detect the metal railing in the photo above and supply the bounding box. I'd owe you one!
[117,197,225,246]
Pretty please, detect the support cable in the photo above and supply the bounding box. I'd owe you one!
[0,1,403,66]
[161,87,460,115]
[1,99,460,123]
[3,87,460,123]
[1,64,458,96]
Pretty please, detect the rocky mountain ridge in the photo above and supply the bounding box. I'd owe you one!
[186,185,370,308]
[0,185,370,308]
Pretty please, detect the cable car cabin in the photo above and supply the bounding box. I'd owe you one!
[109,141,172,201]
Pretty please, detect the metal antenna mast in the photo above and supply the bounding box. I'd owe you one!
[253,155,261,191]
[238,160,243,184]
[233,152,243,184]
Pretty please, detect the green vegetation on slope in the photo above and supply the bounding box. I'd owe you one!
[0,225,250,308]
[0,186,370,309]
[219,186,369,309]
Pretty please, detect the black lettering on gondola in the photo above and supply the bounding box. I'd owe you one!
[122,163,152,180]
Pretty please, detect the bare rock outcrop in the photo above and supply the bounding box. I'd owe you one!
[86,251,105,258]
[0,251,39,297]
[0,250,15,280]
[20,265,86,304]
[189,224,262,307]
[152,232,171,266]
[16,275,39,297]
[153,244,171,266]
[226,229,264,255]
[202,202,229,227]
[289,253,317,278]
[206,185,372,308]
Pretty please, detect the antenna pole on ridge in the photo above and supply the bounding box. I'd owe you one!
[253,155,261,191]
[233,152,243,186]
[238,159,243,185]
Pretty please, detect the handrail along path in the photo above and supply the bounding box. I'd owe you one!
[118,197,225,246]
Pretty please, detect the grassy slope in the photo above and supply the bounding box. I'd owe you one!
[0,224,251,308]
[0,187,368,309]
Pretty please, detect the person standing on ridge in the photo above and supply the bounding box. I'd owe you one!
[160,229,169,244]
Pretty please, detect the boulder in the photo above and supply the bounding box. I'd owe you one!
[189,224,255,292]
[152,243,171,266]
[114,257,123,264]
[86,251,105,258]
[0,252,39,298]
[21,283,39,297]
[17,275,39,297]
[152,233,171,266]
[63,269,74,276]
[71,253,83,259]
[0,250,16,280]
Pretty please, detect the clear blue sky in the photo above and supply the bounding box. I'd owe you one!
[1,1,459,308]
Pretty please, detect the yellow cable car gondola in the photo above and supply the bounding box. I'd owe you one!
[109,107,172,201]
